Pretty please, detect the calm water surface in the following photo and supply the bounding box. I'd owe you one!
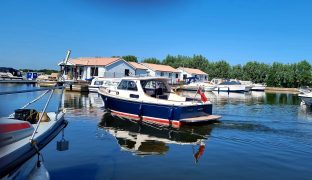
[1,84,312,180]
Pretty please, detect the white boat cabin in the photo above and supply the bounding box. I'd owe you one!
[104,77,203,105]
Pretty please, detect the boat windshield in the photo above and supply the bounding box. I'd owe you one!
[140,80,169,97]
[219,81,241,85]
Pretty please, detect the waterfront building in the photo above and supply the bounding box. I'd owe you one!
[58,57,147,81]
[141,63,180,84]
[177,67,208,81]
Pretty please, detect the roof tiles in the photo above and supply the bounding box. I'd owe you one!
[142,63,179,73]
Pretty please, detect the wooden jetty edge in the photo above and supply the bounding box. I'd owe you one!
[180,115,221,123]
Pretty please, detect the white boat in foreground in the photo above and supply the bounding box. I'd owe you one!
[0,87,67,178]
[299,92,312,107]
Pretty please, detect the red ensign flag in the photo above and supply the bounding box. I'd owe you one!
[197,88,208,102]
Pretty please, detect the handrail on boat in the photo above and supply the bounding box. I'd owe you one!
[30,88,55,142]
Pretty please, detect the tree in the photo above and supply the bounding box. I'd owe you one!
[122,55,138,62]
[243,61,269,83]
[207,60,231,79]
[189,55,209,70]
[230,64,244,79]
[142,58,161,64]
[296,60,312,87]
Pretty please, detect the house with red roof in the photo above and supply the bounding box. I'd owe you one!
[58,57,147,81]
[177,67,208,81]
[141,63,180,84]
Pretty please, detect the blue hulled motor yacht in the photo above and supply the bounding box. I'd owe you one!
[98,77,221,128]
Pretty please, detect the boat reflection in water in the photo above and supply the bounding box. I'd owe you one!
[98,112,213,162]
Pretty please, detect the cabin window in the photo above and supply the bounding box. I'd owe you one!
[140,80,169,93]
[183,74,187,79]
[90,67,98,76]
[94,81,103,85]
[175,73,178,78]
[117,80,137,91]
[160,72,164,76]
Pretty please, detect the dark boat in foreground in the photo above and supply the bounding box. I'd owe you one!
[99,77,221,128]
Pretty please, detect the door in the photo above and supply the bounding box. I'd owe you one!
[125,69,130,76]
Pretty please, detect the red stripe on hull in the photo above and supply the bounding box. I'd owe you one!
[0,123,31,134]
[111,110,181,128]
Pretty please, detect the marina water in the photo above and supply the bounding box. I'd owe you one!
[1,84,312,180]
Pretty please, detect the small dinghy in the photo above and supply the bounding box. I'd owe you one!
[0,86,67,178]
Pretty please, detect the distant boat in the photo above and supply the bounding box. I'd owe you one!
[239,81,266,91]
[180,77,216,92]
[212,79,247,93]
[0,67,24,80]
[251,83,266,91]
[299,92,312,107]
[98,77,221,128]
[0,87,67,178]
[89,77,120,93]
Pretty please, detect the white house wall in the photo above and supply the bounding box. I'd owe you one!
[105,60,135,78]
[155,71,179,84]
[135,69,148,76]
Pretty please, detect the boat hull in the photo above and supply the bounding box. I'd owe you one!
[213,85,246,93]
[300,96,312,106]
[101,94,217,128]
[0,117,67,178]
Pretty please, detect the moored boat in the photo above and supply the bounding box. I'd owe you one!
[98,77,221,128]
[0,87,67,178]
[180,77,216,92]
[89,77,120,92]
[213,80,247,93]
[251,83,266,91]
[299,92,312,107]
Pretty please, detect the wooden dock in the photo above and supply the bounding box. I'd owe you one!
[265,87,299,93]
[65,84,89,92]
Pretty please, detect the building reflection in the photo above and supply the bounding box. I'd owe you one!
[98,112,213,162]
[61,92,104,117]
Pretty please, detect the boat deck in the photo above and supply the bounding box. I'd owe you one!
[180,115,221,123]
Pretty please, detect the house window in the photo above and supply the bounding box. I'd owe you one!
[125,69,130,76]
[169,73,172,78]
[117,80,137,91]
[90,67,98,77]
[175,73,178,78]
[160,72,164,76]
[183,74,187,79]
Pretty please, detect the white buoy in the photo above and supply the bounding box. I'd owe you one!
[27,161,50,180]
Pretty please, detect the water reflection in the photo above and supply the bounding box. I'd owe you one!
[61,92,104,117]
[298,104,312,121]
[98,112,213,162]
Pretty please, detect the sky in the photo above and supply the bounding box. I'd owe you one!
[0,0,311,69]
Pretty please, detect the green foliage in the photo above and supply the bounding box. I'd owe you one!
[122,55,138,62]
[159,55,311,87]
[142,58,161,64]
[230,64,244,79]
[242,61,270,83]
[207,60,231,79]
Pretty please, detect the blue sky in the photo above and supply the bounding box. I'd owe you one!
[0,0,311,69]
